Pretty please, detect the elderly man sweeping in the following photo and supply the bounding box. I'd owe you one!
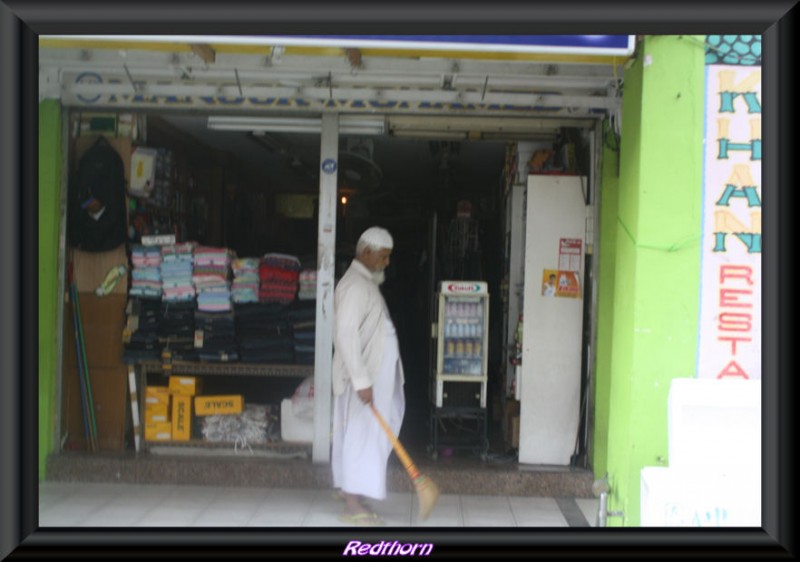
[331,226,406,526]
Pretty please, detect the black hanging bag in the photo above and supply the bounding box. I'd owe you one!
[68,136,127,252]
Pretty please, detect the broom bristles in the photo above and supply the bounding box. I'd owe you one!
[415,475,440,521]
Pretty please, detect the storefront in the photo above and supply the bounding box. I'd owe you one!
[38,35,761,526]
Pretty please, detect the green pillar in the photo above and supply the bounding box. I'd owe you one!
[39,100,62,480]
[592,122,620,480]
[604,36,705,526]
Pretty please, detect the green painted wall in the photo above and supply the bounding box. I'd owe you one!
[601,36,705,526]
[592,122,620,479]
[38,100,62,480]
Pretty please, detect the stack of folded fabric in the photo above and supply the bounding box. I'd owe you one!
[193,246,232,313]
[258,253,301,305]
[194,309,239,362]
[122,299,163,363]
[160,242,196,303]
[297,269,317,301]
[159,300,196,361]
[129,245,162,300]
[288,300,317,365]
[231,258,260,304]
[235,302,294,364]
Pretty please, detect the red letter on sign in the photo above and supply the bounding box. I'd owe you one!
[718,336,752,355]
[719,288,753,308]
[720,265,754,286]
[717,360,750,379]
[718,312,752,332]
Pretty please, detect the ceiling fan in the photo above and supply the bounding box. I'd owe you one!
[338,138,383,192]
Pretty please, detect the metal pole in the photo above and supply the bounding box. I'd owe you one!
[312,113,338,464]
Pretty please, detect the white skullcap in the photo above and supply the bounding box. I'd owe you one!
[359,226,393,250]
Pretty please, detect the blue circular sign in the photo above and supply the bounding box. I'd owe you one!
[321,158,338,174]
[75,72,103,104]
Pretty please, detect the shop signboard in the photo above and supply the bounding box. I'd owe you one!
[697,38,762,380]
[49,34,636,56]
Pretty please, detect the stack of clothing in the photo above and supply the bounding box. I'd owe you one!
[160,243,196,303]
[297,269,317,301]
[194,309,239,362]
[288,301,317,365]
[193,246,232,313]
[159,300,197,362]
[129,245,162,300]
[258,253,301,305]
[231,258,260,304]
[122,299,163,363]
[235,303,294,364]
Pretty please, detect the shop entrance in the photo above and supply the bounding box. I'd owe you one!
[59,108,598,470]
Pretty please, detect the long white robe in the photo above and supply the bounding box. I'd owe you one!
[331,314,405,500]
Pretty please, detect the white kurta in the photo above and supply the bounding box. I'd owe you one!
[331,314,405,500]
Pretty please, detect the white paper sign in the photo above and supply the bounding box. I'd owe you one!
[697,65,762,380]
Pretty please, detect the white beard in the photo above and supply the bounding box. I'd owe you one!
[371,269,386,285]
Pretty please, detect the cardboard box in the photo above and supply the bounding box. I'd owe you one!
[144,421,172,441]
[504,399,521,447]
[169,376,200,396]
[511,416,520,449]
[145,386,170,405]
[145,401,170,423]
[171,395,192,441]
[194,395,244,416]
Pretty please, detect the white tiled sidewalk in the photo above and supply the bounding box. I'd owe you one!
[38,481,600,528]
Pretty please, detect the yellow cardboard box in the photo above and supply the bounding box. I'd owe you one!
[169,376,200,396]
[194,395,244,416]
[145,386,170,406]
[144,421,172,441]
[171,395,192,441]
[145,404,170,424]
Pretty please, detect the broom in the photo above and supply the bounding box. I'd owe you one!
[369,404,439,521]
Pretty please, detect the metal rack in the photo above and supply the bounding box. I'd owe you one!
[135,361,313,453]
[429,282,490,461]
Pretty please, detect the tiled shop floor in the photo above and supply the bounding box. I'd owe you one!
[38,481,600,528]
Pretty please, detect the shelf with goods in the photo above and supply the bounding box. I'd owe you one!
[125,246,318,454]
[134,362,313,454]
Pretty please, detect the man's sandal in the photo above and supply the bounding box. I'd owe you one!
[339,511,385,526]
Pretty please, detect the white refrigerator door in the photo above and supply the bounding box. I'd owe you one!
[519,175,586,465]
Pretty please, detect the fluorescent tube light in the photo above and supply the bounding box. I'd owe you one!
[207,115,385,135]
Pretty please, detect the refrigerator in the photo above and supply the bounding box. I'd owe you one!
[433,281,490,409]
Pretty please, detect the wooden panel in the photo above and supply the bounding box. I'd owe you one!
[62,323,129,451]
[68,293,127,368]
[61,294,129,452]
[72,246,129,295]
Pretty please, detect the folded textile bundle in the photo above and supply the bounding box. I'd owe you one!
[160,300,195,341]
[257,253,301,305]
[130,246,163,300]
[197,290,233,312]
[130,245,162,268]
[261,253,301,272]
[161,242,196,262]
[232,256,260,304]
[298,269,317,301]
[193,246,232,312]
[258,284,297,305]
[123,298,163,363]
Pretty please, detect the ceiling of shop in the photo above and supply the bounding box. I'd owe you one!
[41,39,623,206]
[155,113,510,198]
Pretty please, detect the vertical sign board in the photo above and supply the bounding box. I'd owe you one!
[697,37,762,380]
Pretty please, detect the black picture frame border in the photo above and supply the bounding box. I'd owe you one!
[1,0,794,558]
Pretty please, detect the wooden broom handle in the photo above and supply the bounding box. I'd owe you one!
[369,404,421,481]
